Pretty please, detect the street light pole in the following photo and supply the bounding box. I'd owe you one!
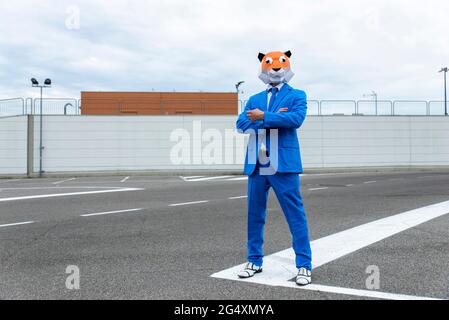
[31,78,52,177]
[235,81,245,113]
[372,91,378,116]
[440,68,448,116]
[363,91,378,115]
[235,81,245,94]
[39,85,43,177]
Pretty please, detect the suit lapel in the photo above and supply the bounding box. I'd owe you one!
[271,84,291,113]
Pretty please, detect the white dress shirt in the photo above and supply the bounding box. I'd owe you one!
[259,83,284,163]
[266,83,284,110]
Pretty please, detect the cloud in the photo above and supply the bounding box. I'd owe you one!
[0,0,448,102]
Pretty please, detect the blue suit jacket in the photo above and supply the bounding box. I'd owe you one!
[236,83,307,176]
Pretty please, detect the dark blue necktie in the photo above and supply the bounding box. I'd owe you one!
[268,87,279,112]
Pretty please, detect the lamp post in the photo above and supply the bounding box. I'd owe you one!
[439,68,448,116]
[235,81,245,94]
[31,78,52,177]
[235,81,245,114]
[363,91,378,115]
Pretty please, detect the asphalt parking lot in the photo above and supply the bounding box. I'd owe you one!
[0,171,448,300]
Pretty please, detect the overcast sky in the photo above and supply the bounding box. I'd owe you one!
[1,0,448,102]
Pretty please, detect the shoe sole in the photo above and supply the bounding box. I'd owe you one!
[296,278,312,286]
[237,269,263,279]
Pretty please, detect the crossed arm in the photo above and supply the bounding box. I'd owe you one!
[236,92,307,133]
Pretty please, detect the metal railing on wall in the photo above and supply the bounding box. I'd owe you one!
[0,98,448,117]
[0,98,25,117]
[32,98,80,115]
[393,100,428,116]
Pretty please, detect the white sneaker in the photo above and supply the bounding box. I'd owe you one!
[296,267,312,286]
[237,262,263,279]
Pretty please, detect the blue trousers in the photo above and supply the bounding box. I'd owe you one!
[247,168,312,270]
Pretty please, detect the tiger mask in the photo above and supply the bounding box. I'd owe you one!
[258,50,295,85]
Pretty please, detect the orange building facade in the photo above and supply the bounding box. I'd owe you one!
[80,92,238,115]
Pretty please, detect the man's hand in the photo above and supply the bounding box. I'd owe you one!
[278,108,289,113]
[246,108,265,122]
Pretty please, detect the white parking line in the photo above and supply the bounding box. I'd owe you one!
[0,221,35,229]
[81,208,143,217]
[184,176,234,182]
[227,177,248,181]
[0,186,127,191]
[0,179,25,184]
[364,181,377,184]
[229,196,248,200]
[121,176,130,183]
[180,176,205,181]
[211,199,449,300]
[53,178,76,185]
[308,187,329,191]
[169,200,209,207]
[0,188,144,203]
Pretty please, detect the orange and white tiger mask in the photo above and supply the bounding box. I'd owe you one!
[258,50,295,85]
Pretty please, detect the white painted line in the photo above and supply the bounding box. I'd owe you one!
[229,196,248,200]
[308,187,329,191]
[0,179,25,184]
[364,181,377,184]
[305,172,360,177]
[0,221,35,229]
[0,186,127,191]
[0,188,144,203]
[211,199,449,300]
[346,184,354,187]
[300,284,441,301]
[121,176,130,183]
[169,200,209,207]
[53,178,76,185]
[254,281,440,300]
[81,208,143,217]
[181,176,205,181]
[227,177,248,181]
[185,176,234,182]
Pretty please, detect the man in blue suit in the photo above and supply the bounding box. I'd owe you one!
[236,50,312,286]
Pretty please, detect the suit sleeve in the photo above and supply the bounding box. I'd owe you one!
[236,98,264,134]
[263,91,308,129]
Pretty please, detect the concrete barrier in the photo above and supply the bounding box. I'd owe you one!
[1,115,449,176]
[0,116,28,175]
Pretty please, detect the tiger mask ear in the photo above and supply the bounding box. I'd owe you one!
[284,50,292,58]
[258,53,265,62]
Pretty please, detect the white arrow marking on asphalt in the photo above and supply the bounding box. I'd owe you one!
[211,199,449,300]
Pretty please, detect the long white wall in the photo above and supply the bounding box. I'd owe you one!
[27,115,449,174]
[32,116,245,172]
[0,116,28,175]
[301,117,449,167]
[1,115,447,175]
